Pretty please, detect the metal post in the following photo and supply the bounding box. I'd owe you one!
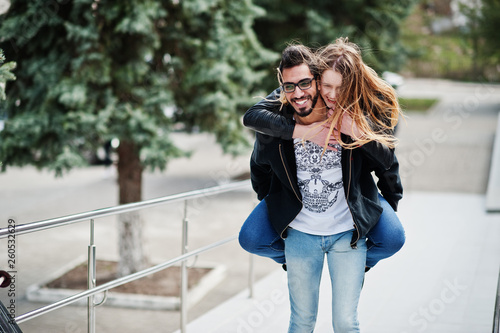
[87,219,96,333]
[180,200,189,333]
[248,254,255,298]
[493,269,500,333]
[248,201,256,299]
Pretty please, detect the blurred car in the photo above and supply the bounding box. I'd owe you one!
[382,71,404,90]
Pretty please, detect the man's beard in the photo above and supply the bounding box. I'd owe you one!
[294,93,319,118]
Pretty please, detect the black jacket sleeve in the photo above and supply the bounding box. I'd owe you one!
[358,140,394,171]
[373,153,403,211]
[243,88,296,140]
[249,136,273,201]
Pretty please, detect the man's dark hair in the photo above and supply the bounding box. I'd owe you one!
[277,44,319,83]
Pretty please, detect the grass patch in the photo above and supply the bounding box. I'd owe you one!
[399,97,439,112]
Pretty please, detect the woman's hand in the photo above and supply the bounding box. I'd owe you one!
[293,122,339,151]
[338,112,364,140]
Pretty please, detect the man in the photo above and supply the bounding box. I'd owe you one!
[249,44,366,332]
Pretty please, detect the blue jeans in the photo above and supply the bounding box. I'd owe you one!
[238,199,286,264]
[365,194,406,268]
[238,194,405,268]
[285,228,366,332]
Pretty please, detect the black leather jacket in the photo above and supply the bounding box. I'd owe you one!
[245,89,403,247]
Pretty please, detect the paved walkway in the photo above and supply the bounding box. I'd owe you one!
[177,191,500,333]
[0,78,499,332]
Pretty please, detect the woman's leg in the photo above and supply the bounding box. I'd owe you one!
[284,228,324,333]
[365,194,406,269]
[238,199,286,264]
[327,230,366,333]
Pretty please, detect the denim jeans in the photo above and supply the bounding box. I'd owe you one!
[285,228,366,332]
[365,194,406,268]
[238,194,405,268]
[238,199,286,264]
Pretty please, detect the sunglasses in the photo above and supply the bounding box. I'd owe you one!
[281,78,314,93]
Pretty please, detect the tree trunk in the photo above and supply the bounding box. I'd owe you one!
[116,140,147,277]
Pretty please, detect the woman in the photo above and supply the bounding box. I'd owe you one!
[239,37,405,272]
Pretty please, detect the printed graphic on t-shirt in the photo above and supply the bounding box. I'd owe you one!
[294,140,343,213]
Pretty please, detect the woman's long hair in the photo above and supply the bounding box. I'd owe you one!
[316,37,403,149]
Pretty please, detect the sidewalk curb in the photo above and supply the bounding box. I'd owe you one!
[486,114,500,212]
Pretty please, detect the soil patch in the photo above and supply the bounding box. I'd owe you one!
[45,260,211,297]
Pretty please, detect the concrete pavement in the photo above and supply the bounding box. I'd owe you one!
[175,191,500,333]
[0,78,499,332]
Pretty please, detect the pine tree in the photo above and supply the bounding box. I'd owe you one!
[0,49,15,101]
[479,0,500,70]
[253,0,418,90]
[0,0,275,276]
[160,0,277,154]
[478,0,500,60]
[465,0,500,79]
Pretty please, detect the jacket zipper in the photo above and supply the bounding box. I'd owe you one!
[279,143,301,239]
[345,149,360,248]
[279,143,301,202]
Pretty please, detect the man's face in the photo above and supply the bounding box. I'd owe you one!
[281,64,319,118]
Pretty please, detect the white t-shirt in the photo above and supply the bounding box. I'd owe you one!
[289,139,355,236]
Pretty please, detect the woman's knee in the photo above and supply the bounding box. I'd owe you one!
[396,226,406,249]
[238,225,258,253]
[378,199,406,251]
[389,222,406,252]
[378,225,405,255]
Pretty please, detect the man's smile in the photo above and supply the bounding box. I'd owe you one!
[293,96,310,106]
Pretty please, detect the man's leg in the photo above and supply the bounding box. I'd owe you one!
[365,194,405,269]
[284,228,324,333]
[327,230,366,332]
[238,199,286,264]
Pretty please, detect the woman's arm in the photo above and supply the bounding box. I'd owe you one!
[358,141,394,170]
[243,88,339,148]
[250,134,274,200]
[373,154,403,211]
[338,113,394,170]
[243,88,295,140]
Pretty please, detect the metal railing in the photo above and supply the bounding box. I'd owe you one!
[494,268,500,333]
[0,180,253,333]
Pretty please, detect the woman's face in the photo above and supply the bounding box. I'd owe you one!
[319,69,342,109]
